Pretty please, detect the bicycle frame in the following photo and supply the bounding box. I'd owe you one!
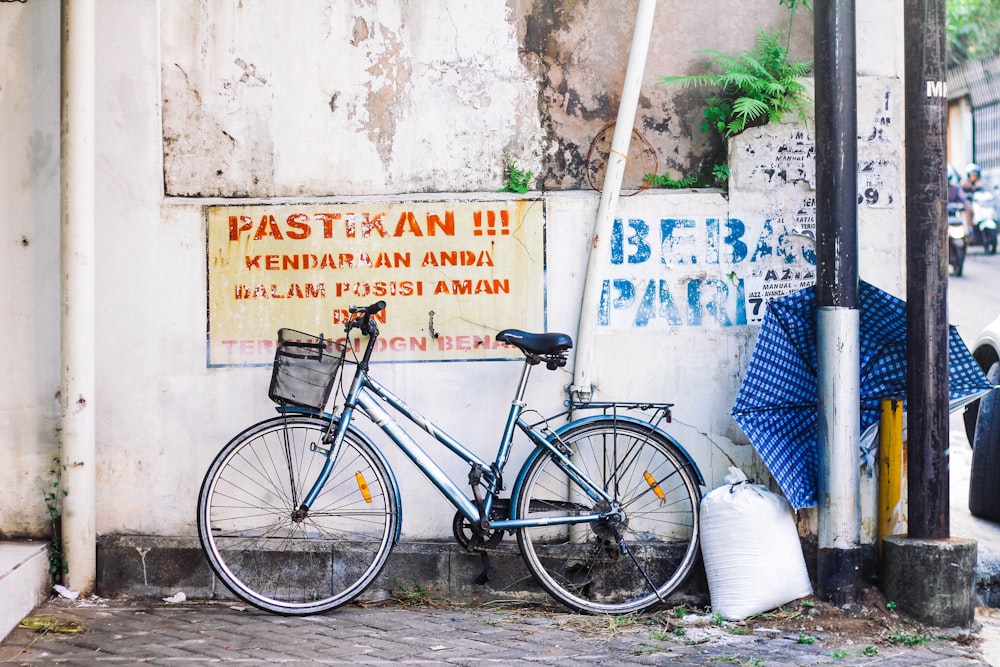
[298,334,620,533]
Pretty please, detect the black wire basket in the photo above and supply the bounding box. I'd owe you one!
[268,329,347,410]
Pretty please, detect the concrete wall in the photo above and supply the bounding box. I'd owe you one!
[2,0,64,537]
[158,0,814,197]
[1,0,904,560]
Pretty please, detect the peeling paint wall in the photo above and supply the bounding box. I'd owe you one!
[161,0,547,196]
[1,0,904,544]
[517,0,815,191]
[160,0,812,197]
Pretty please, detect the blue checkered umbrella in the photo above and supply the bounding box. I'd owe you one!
[732,281,992,510]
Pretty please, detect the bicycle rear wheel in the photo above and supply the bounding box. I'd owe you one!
[198,415,398,615]
[515,419,701,614]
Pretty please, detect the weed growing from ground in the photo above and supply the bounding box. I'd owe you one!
[392,581,429,606]
[44,428,68,584]
[884,627,929,647]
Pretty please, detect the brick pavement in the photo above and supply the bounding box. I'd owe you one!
[0,597,991,666]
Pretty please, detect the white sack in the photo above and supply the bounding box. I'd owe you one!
[700,467,813,620]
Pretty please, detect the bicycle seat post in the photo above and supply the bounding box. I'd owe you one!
[487,355,536,491]
[511,356,535,407]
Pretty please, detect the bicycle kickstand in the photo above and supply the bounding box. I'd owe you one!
[468,464,497,584]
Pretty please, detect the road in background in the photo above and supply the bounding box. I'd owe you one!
[948,249,1000,344]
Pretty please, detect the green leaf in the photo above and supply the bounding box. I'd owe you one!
[498,163,532,193]
[732,97,769,122]
[658,74,722,89]
[656,27,811,141]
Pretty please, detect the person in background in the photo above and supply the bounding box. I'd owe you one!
[962,162,983,194]
[950,165,974,235]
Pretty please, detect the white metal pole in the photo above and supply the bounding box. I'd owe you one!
[60,0,97,595]
[570,0,657,402]
[816,307,862,550]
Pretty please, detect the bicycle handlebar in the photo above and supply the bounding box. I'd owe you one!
[346,301,386,337]
[349,301,386,316]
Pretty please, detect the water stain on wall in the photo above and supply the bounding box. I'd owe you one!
[160,0,809,197]
[517,0,724,191]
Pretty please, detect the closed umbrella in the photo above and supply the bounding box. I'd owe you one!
[732,281,991,510]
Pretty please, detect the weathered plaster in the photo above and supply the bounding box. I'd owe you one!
[160,0,811,197]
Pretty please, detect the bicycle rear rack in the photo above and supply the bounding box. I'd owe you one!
[521,401,673,432]
[568,400,672,428]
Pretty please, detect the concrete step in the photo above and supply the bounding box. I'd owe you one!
[0,541,50,642]
[96,535,710,606]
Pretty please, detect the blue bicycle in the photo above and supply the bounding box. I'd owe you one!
[197,301,703,615]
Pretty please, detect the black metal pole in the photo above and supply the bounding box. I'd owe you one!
[814,0,858,309]
[904,0,950,539]
[813,0,862,605]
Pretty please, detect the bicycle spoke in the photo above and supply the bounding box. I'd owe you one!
[198,416,398,615]
[516,419,699,614]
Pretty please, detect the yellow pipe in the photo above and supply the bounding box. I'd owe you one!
[877,398,905,560]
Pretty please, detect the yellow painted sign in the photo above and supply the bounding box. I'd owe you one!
[207,200,546,366]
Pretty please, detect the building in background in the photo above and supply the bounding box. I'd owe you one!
[0,0,906,597]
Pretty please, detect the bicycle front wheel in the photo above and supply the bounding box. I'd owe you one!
[198,415,398,615]
[515,419,701,614]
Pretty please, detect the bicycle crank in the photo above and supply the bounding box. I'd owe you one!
[451,501,508,551]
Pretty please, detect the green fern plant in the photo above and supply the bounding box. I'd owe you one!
[659,30,813,139]
[644,162,729,190]
[644,173,699,189]
[712,164,731,183]
[498,163,533,194]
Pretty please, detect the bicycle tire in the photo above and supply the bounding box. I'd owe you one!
[514,419,701,614]
[970,363,1000,520]
[198,414,399,615]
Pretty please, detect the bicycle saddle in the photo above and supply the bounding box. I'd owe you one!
[496,329,573,355]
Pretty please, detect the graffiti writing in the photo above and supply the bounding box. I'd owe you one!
[600,216,815,328]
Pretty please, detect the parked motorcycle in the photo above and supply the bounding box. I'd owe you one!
[949,201,968,277]
[968,189,998,254]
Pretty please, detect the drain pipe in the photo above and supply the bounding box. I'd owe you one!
[571,0,657,402]
[60,0,97,595]
[813,0,862,605]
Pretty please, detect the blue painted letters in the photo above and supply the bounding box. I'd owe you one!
[600,216,812,328]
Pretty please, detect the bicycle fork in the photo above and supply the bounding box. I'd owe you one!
[292,396,363,521]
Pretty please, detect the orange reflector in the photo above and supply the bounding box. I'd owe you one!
[355,471,373,503]
[644,471,666,500]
